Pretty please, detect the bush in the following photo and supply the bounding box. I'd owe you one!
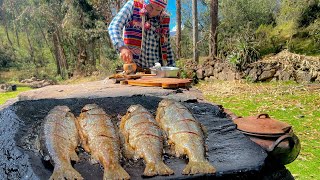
[0,46,15,69]
[306,19,320,44]
[255,24,285,56]
[227,39,260,71]
[298,1,320,27]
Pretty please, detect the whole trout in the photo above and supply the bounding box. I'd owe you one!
[155,99,216,175]
[120,105,174,177]
[77,104,130,180]
[41,106,83,180]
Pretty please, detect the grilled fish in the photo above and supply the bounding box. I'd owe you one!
[77,104,130,180]
[156,99,216,175]
[41,106,83,180]
[120,105,174,177]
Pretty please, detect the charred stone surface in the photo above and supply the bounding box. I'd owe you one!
[0,95,292,179]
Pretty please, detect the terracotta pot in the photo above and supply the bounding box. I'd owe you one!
[233,114,301,165]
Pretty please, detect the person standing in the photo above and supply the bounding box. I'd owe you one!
[108,0,175,71]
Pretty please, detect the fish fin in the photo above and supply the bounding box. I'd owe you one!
[143,162,174,177]
[89,157,99,165]
[174,144,186,158]
[120,131,135,159]
[119,114,129,130]
[124,144,135,159]
[163,144,175,156]
[133,152,141,161]
[82,141,91,153]
[49,165,83,180]
[182,160,216,175]
[43,155,50,161]
[75,118,90,152]
[103,165,130,180]
[117,114,123,121]
[200,124,208,138]
[70,151,79,162]
[79,131,90,153]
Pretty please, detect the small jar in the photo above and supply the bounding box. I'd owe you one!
[123,63,137,74]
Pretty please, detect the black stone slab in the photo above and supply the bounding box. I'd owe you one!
[0,95,289,179]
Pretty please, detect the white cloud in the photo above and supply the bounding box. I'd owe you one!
[170,24,184,32]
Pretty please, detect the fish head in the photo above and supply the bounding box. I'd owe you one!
[127,104,146,114]
[158,99,175,108]
[81,104,99,113]
[50,105,71,113]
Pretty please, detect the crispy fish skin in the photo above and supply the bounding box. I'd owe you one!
[77,104,130,180]
[120,105,174,177]
[156,99,216,175]
[42,106,83,180]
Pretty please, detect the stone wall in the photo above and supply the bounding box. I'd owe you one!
[244,60,320,83]
[184,57,242,82]
[184,50,320,83]
[244,51,320,83]
[20,77,55,88]
[0,84,17,92]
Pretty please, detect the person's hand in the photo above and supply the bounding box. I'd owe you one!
[119,47,133,63]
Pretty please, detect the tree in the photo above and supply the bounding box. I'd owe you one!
[192,0,199,63]
[0,2,13,48]
[176,0,181,59]
[209,0,218,57]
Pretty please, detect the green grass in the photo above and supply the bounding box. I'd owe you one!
[197,80,320,180]
[0,86,33,105]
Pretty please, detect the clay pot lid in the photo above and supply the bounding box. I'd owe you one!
[233,114,292,135]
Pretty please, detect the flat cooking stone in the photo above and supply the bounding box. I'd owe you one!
[0,95,270,180]
[0,82,292,179]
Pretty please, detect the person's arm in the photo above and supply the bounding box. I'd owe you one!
[108,0,134,51]
[166,39,176,66]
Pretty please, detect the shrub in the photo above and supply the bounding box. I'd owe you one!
[0,46,15,69]
[227,39,260,71]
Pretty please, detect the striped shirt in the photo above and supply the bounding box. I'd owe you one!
[108,0,175,68]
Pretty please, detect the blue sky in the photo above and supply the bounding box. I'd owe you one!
[166,2,176,31]
[166,2,207,32]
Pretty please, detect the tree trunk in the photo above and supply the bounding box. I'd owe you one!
[192,0,199,63]
[57,29,68,78]
[10,0,20,47]
[176,0,181,59]
[116,0,121,12]
[25,27,36,66]
[73,10,89,77]
[1,5,13,47]
[52,29,68,79]
[52,32,61,76]
[37,23,56,63]
[74,40,87,77]
[210,0,218,57]
[91,41,96,68]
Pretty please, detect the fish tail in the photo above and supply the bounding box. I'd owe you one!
[182,160,216,175]
[49,166,83,180]
[143,162,174,177]
[103,165,130,180]
[70,151,80,162]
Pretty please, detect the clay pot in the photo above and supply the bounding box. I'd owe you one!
[233,114,301,165]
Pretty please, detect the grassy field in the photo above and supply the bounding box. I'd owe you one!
[0,86,32,105]
[197,80,320,180]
